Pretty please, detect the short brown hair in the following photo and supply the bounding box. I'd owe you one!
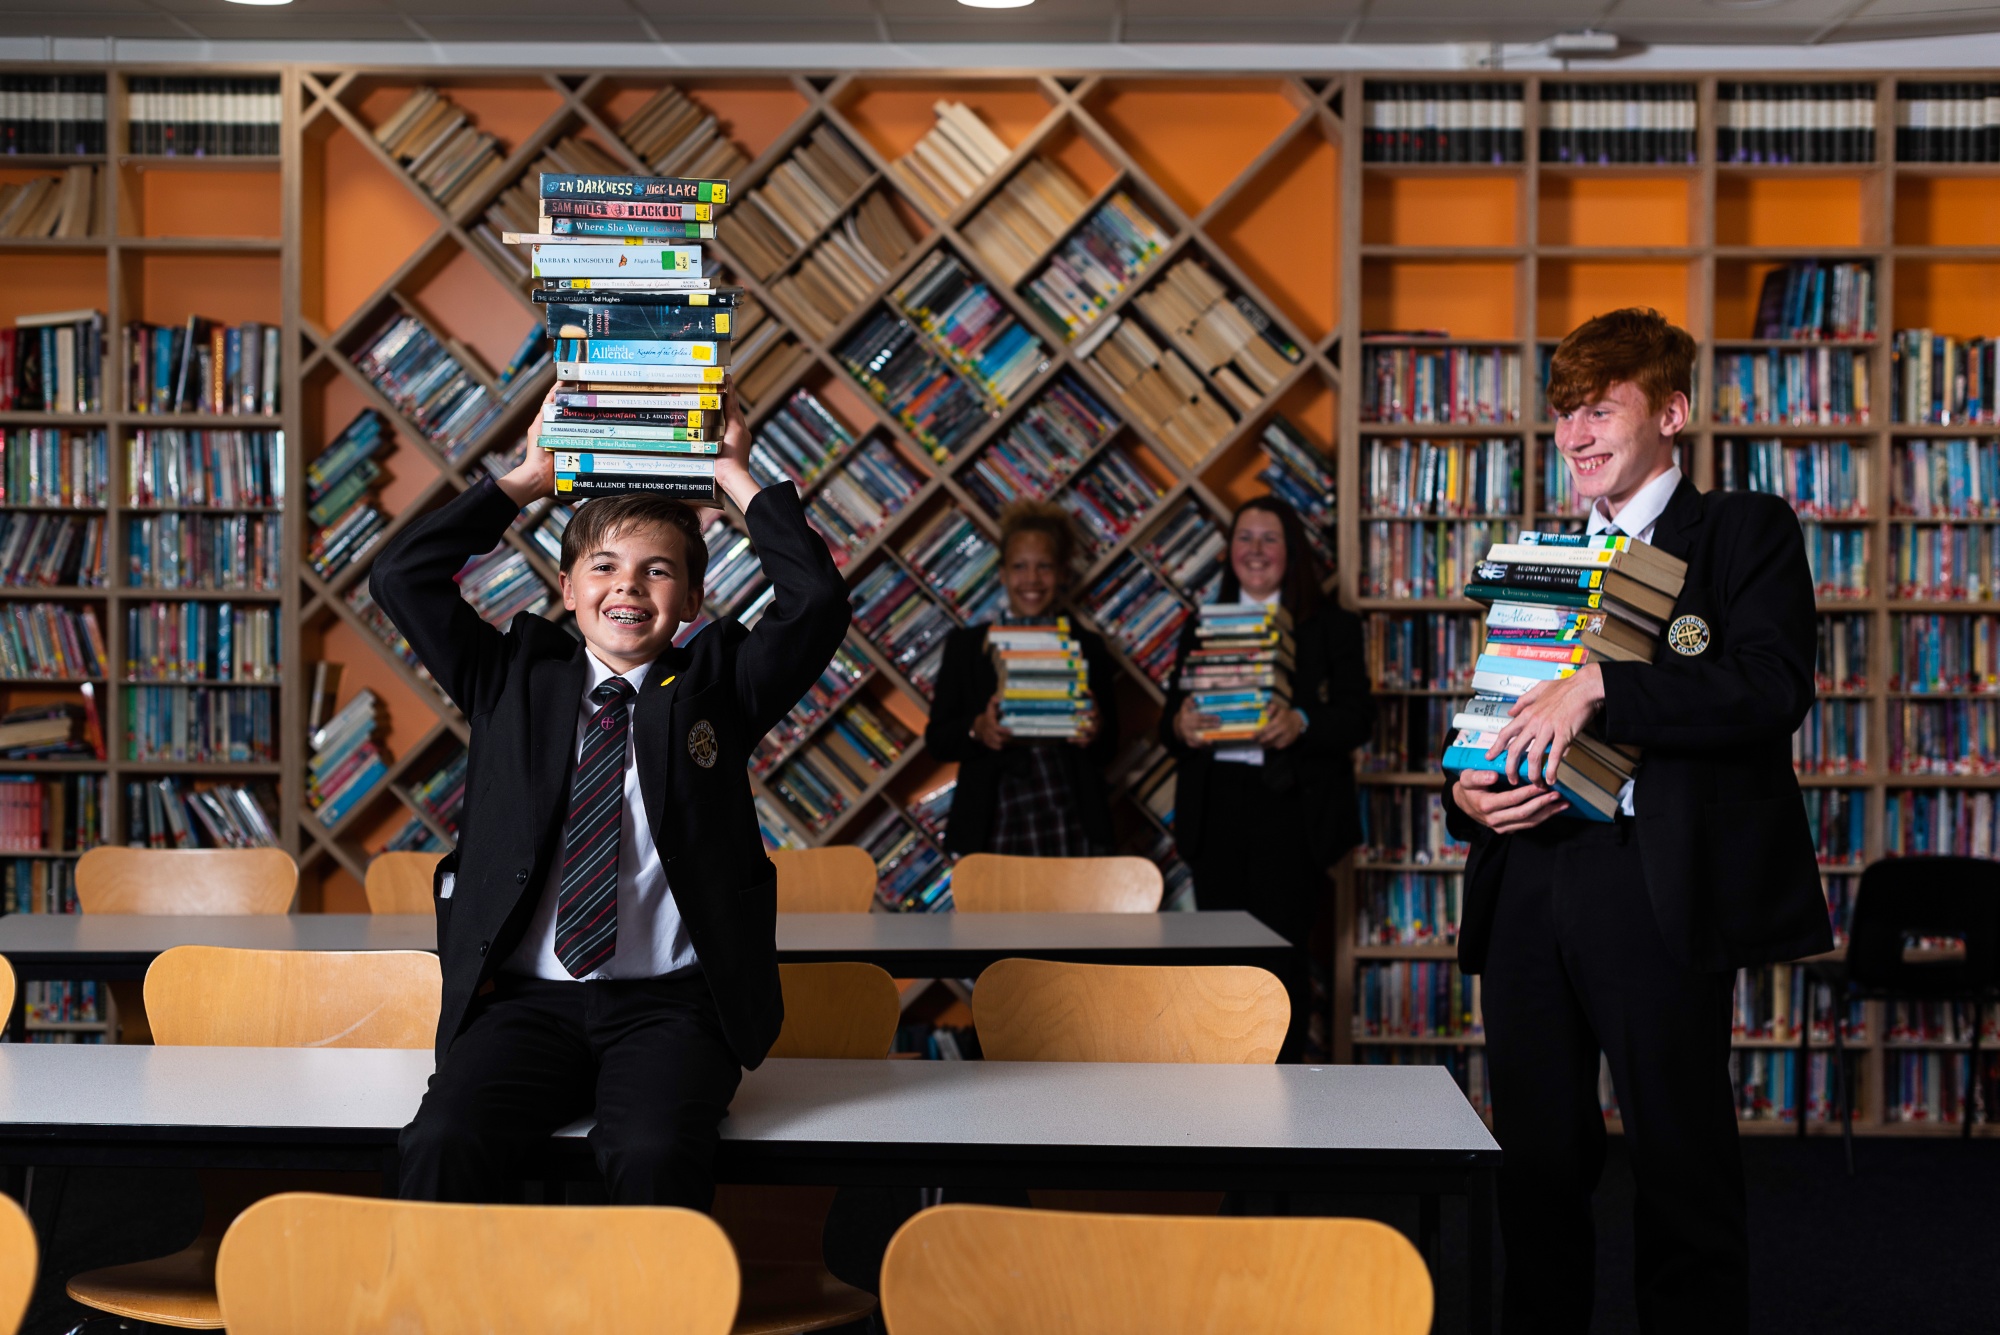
[558,494,708,593]
[998,499,1076,573]
[1545,307,1696,419]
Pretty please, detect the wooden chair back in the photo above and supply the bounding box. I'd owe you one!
[76,847,296,915]
[362,851,444,914]
[770,846,877,913]
[0,1194,34,1335]
[768,962,900,1059]
[949,854,1161,914]
[215,1194,739,1335]
[144,947,441,1049]
[880,1205,1433,1335]
[972,960,1288,1064]
[0,957,13,1036]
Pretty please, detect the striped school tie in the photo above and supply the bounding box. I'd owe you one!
[555,676,635,978]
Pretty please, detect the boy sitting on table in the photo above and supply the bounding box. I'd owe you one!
[369,394,850,1207]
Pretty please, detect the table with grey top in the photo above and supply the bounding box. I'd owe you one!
[0,1045,1497,1331]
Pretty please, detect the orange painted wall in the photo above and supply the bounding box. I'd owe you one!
[314,124,438,331]
[1087,81,1302,216]
[1041,125,1117,197]
[1895,262,2000,335]
[1362,261,1516,340]
[1537,262,1689,339]
[1538,176,1688,248]
[1211,132,1338,341]
[0,253,103,325]
[1896,176,2000,246]
[684,85,812,161]
[135,255,281,327]
[1364,174,1517,247]
[409,246,537,381]
[130,167,280,239]
[841,82,1050,163]
[1714,175,1866,248]
[311,617,440,763]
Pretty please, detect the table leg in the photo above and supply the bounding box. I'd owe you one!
[1466,1168,1495,1335]
[1418,1192,1441,1274]
[23,1165,67,1248]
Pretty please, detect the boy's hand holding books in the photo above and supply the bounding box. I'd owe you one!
[1487,661,1605,787]
[500,390,561,505]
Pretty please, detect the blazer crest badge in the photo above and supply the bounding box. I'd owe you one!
[1667,614,1711,657]
[687,718,719,768]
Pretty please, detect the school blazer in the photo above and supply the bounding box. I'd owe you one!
[368,477,851,1066]
[1160,603,1377,869]
[921,622,1120,856]
[1445,479,1834,975]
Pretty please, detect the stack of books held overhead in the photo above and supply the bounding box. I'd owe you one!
[512,170,736,502]
[988,619,1093,740]
[1179,602,1295,743]
[1443,531,1689,820]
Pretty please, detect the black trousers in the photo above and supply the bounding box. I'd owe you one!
[1481,818,1747,1335]
[398,972,742,1210]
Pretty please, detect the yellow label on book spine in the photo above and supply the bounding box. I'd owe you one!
[714,313,729,333]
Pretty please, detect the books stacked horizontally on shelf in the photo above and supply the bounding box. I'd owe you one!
[3,310,103,413]
[1716,83,1878,164]
[1751,261,1875,342]
[1133,257,1301,413]
[353,313,510,463]
[1143,500,1227,603]
[768,697,914,833]
[1258,417,1337,572]
[1023,192,1171,342]
[839,311,989,461]
[859,805,953,912]
[127,77,280,157]
[1,74,106,153]
[456,545,551,626]
[749,388,856,491]
[1713,348,1869,425]
[1,427,106,507]
[308,409,389,580]
[0,513,103,587]
[1892,331,1999,425]
[960,373,1120,516]
[901,506,1003,625]
[1354,960,1482,1038]
[0,603,103,680]
[0,703,97,761]
[127,318,280,416]
[1084,553,1188,687]
[1443,531,1687,822]
[1362,82,1525,163]
[751,638,873,777]
[1895,83,2000,163]
[723,126,874,280]
[129,513,279,591]
[990,619,1092,739]
[1179,602,1294,743]
[806,438,923,569]
[893,250,1049,410]
[0,773,104,850]
[963,159,1092,284]
[124,602,279,682]
[0,167,99,239]
[126,776,279,848]
[309,688,387,829]
[1539,82,1697,164]
[885,102,1013,220]
[1085,316,1232,466]
[849,562,955,698]
[373,87,508,213]
[1364,438,1524,517]
[1362,344,1522,424]
[518,170,739,502]
[1061,445,1163,560]
[128,429,283,508]
[478,134,630,279]
[1719,438,1869,517]
[764,193,920,341]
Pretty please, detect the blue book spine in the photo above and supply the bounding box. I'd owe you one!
[1473,652,1574,682]
[317,756,386,826]
[1441,741,1614,823]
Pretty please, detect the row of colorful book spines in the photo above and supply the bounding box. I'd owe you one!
[120,685,275,764]
[0,857,77,914]
[20,979,105,1025]
[0,429,110,508]
[1353,960,1481,1040]
[0,774,107,853]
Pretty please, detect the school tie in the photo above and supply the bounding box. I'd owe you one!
[555,676,635,978]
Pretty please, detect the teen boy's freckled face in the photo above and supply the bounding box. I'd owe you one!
[1554,380,1683,510]
[559,521,703,674]
[1001,531,1062,619]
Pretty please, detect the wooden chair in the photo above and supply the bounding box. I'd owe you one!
[972,959,1289,1064]
[0,956,13,1033]
[771,846,877,914]
[0,1194,34,1335]
[949,854,1162,913]
[216,1193,739,1335]
[362,850,444,914]
[75,846,297,915]
[879,1204,1433,1335]
[714,962,898,1335]
[65,948,442,1329]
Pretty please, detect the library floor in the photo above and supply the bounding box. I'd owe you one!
[17,1135,2000,1334]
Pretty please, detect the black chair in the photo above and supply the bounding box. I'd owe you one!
[1799,856,2000,1171]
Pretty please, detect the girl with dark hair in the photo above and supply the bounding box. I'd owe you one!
[923,501,1119,857]
[1160,496,1375,1052]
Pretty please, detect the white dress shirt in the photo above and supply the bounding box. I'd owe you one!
[506,652,698,980]
[1583,464,1682,816]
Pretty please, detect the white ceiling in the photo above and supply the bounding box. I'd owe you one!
[6,0,2000,48]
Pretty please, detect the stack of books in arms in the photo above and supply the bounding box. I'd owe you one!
[860,806,953,912]
[309,409,389,578]
[1180,603,1294,742]
[309,689,387,829]
[990,618,1092,739]
[127,318,280,415]
[806,439,922,568]
[126,777,278,849]
[510,170,736,502]
[480,135,632,279]
[1442,532,1688,821]
[1023,193,1170,341]
[372,88,508,212]
[1,310,104,412]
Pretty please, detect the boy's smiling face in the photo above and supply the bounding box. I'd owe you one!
[560,520,702,675]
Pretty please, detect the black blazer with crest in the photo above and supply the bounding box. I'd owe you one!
[1445,478,1835,974]
[368,477,851,1066]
